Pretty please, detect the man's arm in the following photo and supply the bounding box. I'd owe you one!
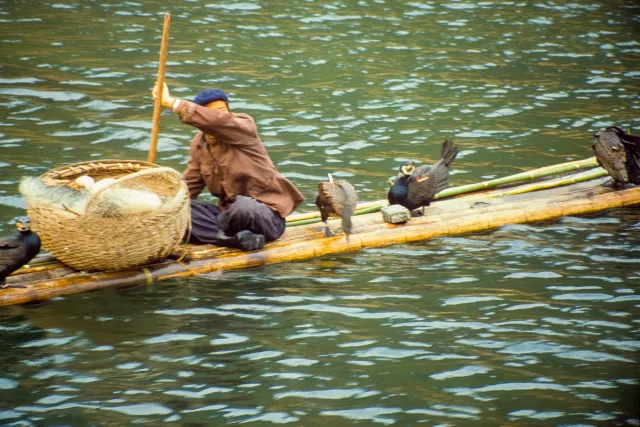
[152,82,257,146]
[174,101,257,145]
[183,142,206,199]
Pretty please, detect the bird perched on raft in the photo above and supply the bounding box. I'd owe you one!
[591,126,640,187]
[388,139,458,216]
[0,217,41,289]
[315,174,358,238]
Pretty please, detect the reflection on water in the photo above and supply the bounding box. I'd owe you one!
[0,0,639,425]
[1,214,638,425]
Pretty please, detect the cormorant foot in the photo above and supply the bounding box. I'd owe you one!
[471,201,491,208]
[411,210,424,217]
[324,227,336,237]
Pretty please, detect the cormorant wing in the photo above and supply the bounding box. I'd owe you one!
[0,241,24,278]
[592,133,628,183]
[412,164,433,178]
[412,164,449,193]
[0,241,20,249]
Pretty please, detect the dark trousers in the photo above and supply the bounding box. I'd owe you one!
[187,196,286,245]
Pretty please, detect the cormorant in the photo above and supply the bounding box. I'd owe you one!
[387,139,458,215]
[0,217,41,289]
[315,174,358,238]
[591,126,640,186]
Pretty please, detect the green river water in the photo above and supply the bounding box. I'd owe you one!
[0,1,638,425]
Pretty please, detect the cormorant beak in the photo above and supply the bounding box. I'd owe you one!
[387,179,395,186]
[401,162,416,176]
[16,221,29,232]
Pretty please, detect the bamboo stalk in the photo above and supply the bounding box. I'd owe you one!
[463,167,608,201]
[148,12,171,164]
[4,180,614,286]
[286,157,600,224]
[287,157,606,227]
[435,157,599,199]
[9,170,611,278]
[2,184,637,307]
[288,200,384,222]
[287,205,381,227]
[10,255,59,276]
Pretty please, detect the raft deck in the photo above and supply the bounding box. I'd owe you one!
[2,165,639,307]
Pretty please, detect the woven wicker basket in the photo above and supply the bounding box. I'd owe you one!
[27,160,190,272]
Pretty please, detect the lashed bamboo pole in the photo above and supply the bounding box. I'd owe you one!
[9,177,615,285]
[286,157,601,225]
[281,177,615,242]
[148,13,171,164]
[435,156,599,198]
[462,167,607,201]
[9,171,612,278]
[2,184,638,307]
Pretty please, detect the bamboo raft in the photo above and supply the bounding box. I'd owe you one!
[2,157,639,307]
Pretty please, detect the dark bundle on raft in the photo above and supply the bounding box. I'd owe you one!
[315,176,358,238]
[0,217,41,289]
[592,126,640,186]
[388,139,458,215]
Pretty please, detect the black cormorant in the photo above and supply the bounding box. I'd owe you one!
[592,126,640,187]
[387,139,458,215]
[315,174,358,238]
[0,217,41,289]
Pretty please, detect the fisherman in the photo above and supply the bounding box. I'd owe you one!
[152,82,304,251]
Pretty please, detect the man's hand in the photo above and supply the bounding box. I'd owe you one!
[152,81,175,109]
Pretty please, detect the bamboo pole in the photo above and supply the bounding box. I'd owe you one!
[2,185,638,307]
[435,157,599,198]
[9,170,611,278]
[287,205,381,227]
[2,178,616,284]
[10,177,613,285]
[282,177,615,242]
[148,12,171,164]
[286,157,601,225]
[462,167,607,202]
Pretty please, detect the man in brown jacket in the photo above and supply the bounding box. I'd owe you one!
[152,82,305,251]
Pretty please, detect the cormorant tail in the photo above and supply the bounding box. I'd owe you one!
[608,126,640,148]
[341,203,354,236]
[336,182,357,235]
[438,139,458,168]
[606,127,640,184]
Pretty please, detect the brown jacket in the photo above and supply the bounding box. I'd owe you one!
[178,101,304,217]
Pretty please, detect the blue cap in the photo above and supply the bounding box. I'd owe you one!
[193,88,229,106]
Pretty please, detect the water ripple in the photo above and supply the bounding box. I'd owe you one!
[0,88,86,101]
[430,366,492,380]
[1,1,638,426]
[275,388,377,400]
[217,303,418,320]
[143,333,206,344]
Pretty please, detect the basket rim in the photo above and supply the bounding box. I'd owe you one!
[39,159,161,179]
[84,167,184,212]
